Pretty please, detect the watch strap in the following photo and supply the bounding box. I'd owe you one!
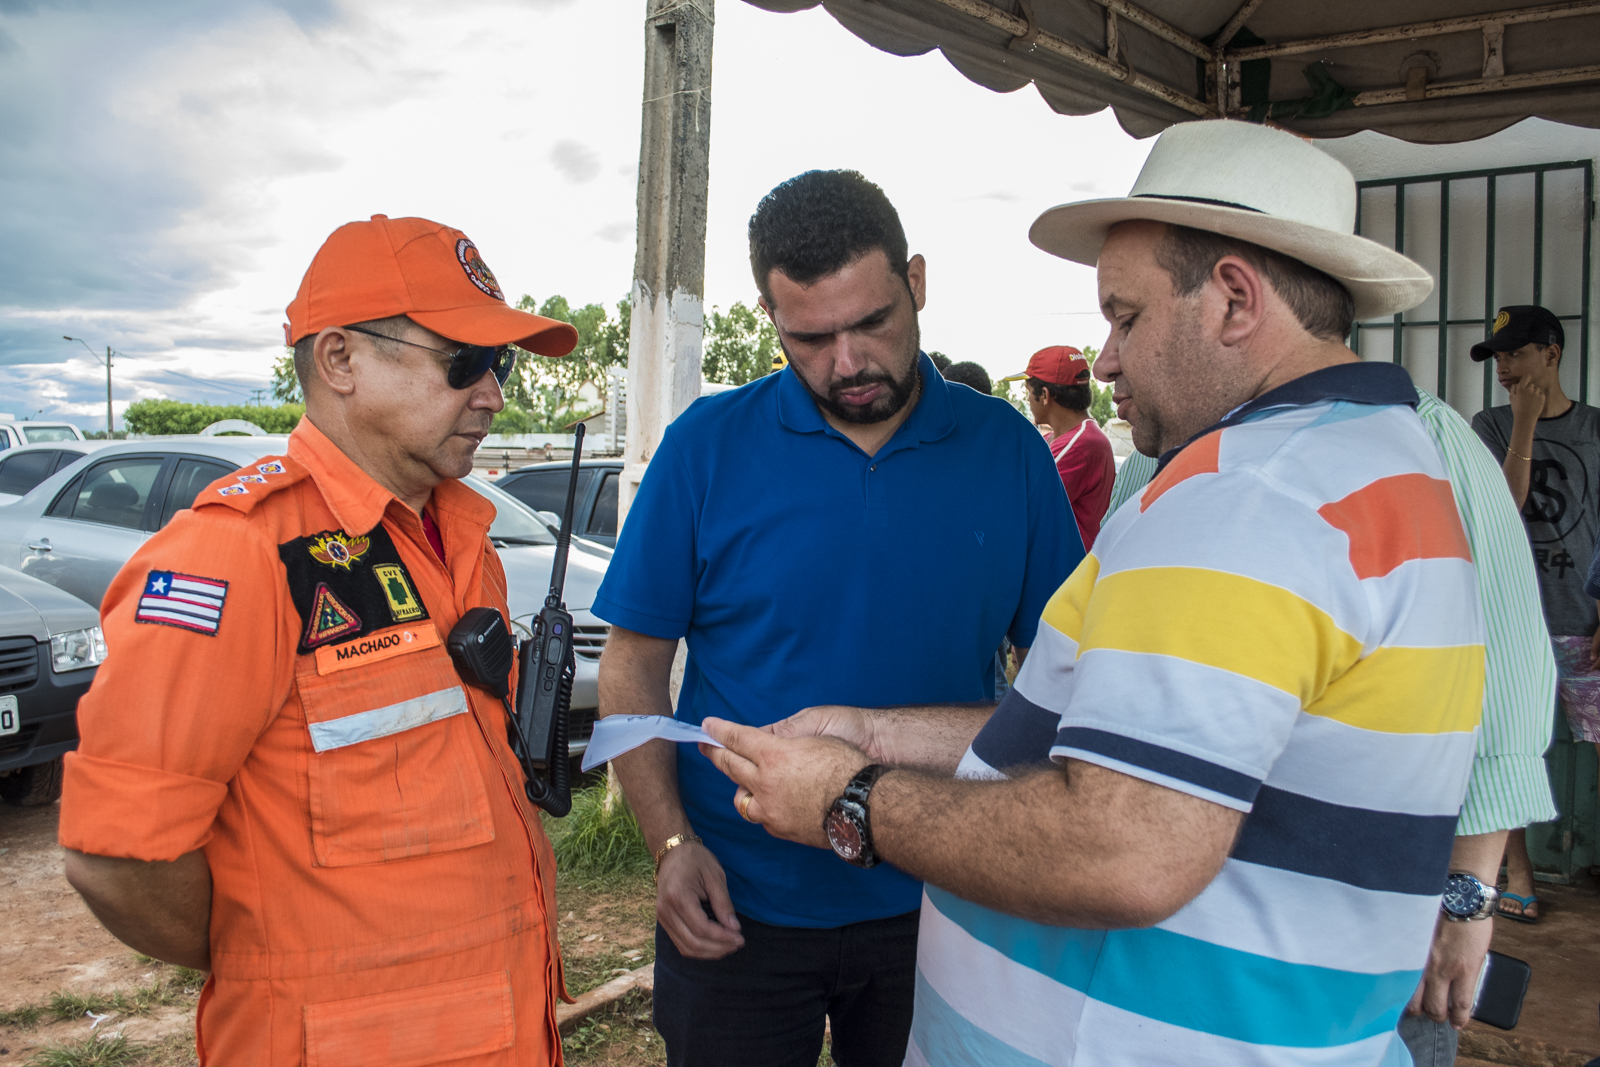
[837,764,890,867]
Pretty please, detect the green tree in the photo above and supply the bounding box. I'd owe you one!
[1081,345,1115,426]
[504,295,629,432]
[702,302,779,386]
[272,350,302,404]
[124,400,304,435]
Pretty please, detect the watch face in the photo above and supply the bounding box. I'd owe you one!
[1442,875,1484,917]
[826,806,865,861]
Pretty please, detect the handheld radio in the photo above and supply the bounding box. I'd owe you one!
[447,424,585,817]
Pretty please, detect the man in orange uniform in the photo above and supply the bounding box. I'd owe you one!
[57,214,577,1065]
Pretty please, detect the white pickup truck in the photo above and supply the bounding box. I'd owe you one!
[0,418,87,450]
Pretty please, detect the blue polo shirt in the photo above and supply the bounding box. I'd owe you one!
[592,354,1080,928]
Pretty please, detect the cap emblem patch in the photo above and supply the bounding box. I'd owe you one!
[1494,310,1511,334]
[456,238,505,301]
[309,530,371,570]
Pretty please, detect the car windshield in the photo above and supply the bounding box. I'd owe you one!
[463,475,557,545]
[23,426,78,443]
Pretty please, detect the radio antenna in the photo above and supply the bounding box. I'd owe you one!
[547,423,584,607]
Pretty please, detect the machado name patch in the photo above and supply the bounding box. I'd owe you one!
[136,571,229,635]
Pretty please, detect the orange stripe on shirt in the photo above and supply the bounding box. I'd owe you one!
[1317,473,1472,579]
[1140,430,1222,512]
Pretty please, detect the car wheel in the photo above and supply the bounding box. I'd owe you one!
[0,756,65,807]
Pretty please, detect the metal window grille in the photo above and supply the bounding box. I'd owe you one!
[1351,161,1593,416]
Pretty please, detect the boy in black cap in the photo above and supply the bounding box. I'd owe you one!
[1470,304,1598,922]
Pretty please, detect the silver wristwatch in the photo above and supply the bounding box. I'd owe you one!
[1441,871,1500,922]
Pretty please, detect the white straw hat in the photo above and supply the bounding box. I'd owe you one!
[1029,120,1434,321]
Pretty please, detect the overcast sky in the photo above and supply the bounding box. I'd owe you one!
[0,0,1156,428]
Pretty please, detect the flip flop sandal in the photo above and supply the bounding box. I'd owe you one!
[1497,892,1540,924]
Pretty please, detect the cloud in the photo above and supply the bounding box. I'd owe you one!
[551,139,602,184]
[593,220,634,244]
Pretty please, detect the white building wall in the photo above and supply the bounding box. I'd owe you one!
[1316,118,1598,421]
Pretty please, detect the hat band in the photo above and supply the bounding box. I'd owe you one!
[1132,193,1265,214]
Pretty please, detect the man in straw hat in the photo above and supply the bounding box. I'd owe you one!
[59,215,577,1064]
[697,121,1489,1066]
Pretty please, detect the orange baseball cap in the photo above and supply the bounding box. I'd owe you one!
[1000,345,1090,386]
[284,215,579,356]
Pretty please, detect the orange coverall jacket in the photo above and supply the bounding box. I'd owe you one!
[59,420,564,1066]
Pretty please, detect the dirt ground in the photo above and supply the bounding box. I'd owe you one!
[0,801,665,1065]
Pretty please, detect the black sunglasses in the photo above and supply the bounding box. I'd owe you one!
[345,325,517,390]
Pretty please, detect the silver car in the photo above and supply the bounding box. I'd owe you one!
[0,564,105,805]
[0,438,608,753]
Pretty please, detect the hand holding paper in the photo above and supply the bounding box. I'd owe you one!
[580,714,725,772]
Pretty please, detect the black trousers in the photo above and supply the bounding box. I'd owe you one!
[652,909,920,1067]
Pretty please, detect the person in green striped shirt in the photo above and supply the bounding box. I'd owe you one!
[1106,386,1557,1067]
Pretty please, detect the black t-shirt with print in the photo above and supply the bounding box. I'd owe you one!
[1473,400,1600,636]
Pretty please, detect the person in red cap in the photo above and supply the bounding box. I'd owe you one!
[1003,345,1117,548]
[58,214,577,1065]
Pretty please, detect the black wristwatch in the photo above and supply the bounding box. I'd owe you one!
[825,764,890,868]
[1441,871,1500,922]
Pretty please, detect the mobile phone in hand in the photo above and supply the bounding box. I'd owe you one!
[1471,950,1531,1030]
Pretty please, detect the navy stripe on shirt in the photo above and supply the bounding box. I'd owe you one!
[1231,785,1457,895]
[970,690,1061,773]
[1054,726,1262,804]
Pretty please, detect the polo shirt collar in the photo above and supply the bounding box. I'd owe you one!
[1154,361,1418,475]
[287,417,496,538]
[776,352,956,454]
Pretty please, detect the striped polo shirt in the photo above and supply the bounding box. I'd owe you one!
[912,363,1485,1067]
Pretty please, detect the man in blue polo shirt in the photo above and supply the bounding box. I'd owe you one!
[593,169,1077,1067]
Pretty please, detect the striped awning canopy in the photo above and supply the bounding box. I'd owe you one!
[745,0,1600,143]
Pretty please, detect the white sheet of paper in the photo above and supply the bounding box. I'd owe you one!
[580,714,724,771]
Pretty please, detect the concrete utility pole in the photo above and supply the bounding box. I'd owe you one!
[621,0,714,526]
[63,336,114,435]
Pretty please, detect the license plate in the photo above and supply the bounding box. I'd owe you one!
[0,695,17,736]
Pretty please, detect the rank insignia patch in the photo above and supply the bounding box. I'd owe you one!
[237,474,267,483]
[308,531,370,570]
[304,583,362,647]
[258,461,287,475]
[136,571,228,635]
[374,564,425,622]
[218,484,249,497]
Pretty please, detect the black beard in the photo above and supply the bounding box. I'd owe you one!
[793,344,923,426]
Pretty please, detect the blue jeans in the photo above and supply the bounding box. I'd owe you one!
[1398,1012,1459,1067]
[653,909,920,1067]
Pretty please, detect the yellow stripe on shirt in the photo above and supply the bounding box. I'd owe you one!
[1310,643,1484,735]
[1078,566,1363,707]
[1039,553,1100,644]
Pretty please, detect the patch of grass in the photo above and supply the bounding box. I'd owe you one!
[27,1034,142,1067]
[45,974,191,1021]
[562,989,661,1065]
[544,784,651,877]
[1,967,203,1035]
[0,1002,47,1026]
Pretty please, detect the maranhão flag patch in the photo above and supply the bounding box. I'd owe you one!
[136,571,229,635]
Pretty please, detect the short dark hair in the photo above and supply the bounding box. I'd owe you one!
[943,361,992,395]
[749,170,910,304]
[1028,376,1091,412]
[1155,224,1354,341]
[292,315,412,393]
